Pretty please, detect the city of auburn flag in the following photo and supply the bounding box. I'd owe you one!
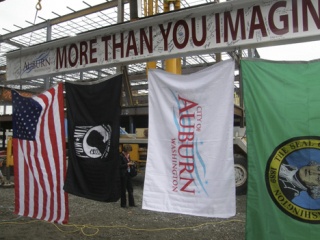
[64,75,122,202]
[12,83,69,224]
[142,60,236,218]
[242,59,320,240]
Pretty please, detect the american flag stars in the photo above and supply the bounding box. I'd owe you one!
[12,90,41,141]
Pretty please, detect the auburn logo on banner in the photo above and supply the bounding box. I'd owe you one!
[170,95,208,195]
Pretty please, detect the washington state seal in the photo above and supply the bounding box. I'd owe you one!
[266,137,320,223]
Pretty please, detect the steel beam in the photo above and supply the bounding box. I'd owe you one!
[0,0,129,42]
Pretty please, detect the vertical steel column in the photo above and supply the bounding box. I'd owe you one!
[216,53,222,62]
[238,49,245,127]
[117,0,135,110]
[122,65,133,106]
[145,0,157,76]
[118,0,125,23]
[44,21,52,90]
[130,0,139,20]
[117,0,125,75]
[163,0,181,74]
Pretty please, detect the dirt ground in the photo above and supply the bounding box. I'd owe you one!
[1,173,246,240]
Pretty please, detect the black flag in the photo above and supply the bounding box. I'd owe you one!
[64,75,122,202]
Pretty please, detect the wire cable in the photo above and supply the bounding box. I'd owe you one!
[0,218,245,238]
[28,0,42,46]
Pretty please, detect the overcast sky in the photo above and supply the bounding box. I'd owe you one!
[0,0,319,61]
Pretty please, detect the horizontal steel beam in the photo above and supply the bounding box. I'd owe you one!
[15,0,320,82]
[0,0,129,42]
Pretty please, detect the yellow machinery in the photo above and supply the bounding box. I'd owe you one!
[6,136,14,167]
[0,136,14,186]
[119,142,147,173]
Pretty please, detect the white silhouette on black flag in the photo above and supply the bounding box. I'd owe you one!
[64,75,122,202]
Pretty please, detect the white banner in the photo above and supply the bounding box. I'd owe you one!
[6,0,320,80]
[142,60,236,218]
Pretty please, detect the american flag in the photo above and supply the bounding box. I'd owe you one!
[12,83,69,224]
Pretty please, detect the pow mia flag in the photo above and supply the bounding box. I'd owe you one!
[64,75,122,202]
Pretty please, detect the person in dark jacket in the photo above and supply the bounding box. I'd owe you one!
[119,144,136,208]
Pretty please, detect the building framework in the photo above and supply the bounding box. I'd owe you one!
[0,1,253,111]
[1,0,319,128]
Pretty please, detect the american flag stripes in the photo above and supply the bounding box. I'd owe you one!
[12,83,69,224]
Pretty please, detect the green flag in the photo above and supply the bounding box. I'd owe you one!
[242,59,320,240]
